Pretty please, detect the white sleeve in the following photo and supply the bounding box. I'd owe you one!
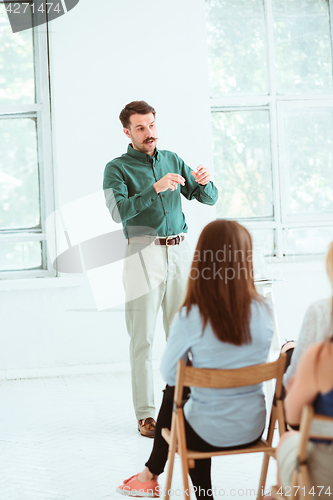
[160,312,191,386]
[283,303,318,387]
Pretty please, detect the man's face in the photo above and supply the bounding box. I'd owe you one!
[124,113,158,156]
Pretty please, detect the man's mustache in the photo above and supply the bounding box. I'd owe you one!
[143,137,158,143]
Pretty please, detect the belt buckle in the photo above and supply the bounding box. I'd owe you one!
[166,236,174,247]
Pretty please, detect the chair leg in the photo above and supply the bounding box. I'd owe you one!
[290,470,299,500]
[163,415,178,500]
[257,452,270,500]
[163,451,175,500]
[299,466,310,500]
[176,411,191,499]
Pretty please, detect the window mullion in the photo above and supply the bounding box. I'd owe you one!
[0,233,47,242]
[269,101,283,257]
[329,0,333,76]
[264,0,284,257]
[33,23,56,276]
[210,96,272,107]
[276,101,289,257]
[264,0,277,97]
[0,105,42,114]
[282,221,333,229]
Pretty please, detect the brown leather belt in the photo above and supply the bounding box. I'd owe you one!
[154,234,185,246]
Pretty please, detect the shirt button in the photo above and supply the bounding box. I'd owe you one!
[162,194,165,198]
[151,198,154,202]
[166,211,169,214]
[168,228,171,231]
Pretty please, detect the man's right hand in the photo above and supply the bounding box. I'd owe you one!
[153,173,185,194]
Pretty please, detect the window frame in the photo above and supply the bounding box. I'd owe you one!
[0,2,55,278]
[208,0,333,258]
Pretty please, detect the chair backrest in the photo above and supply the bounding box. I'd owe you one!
[298,404,333,464]
[174,353,287,409]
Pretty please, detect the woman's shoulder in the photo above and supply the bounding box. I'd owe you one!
[306,297,332,316]
[176,305,202,328]
[299,340,333,391]
[302,298,333,336]
[250,296,274,317]
[174,305,206,338]
[298,339,333,368]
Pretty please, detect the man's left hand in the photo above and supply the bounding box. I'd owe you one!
[191,165,211,185]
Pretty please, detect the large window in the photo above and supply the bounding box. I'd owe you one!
[0,1,54,277]
[206,0,333,257]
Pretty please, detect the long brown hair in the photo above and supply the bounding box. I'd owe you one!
[182,220,264,345]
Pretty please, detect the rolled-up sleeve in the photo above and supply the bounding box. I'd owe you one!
[177,156,218,206]
[103,161,159,223]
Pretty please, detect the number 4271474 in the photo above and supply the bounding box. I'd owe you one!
[6,3,61,14]
[277,486,331,496]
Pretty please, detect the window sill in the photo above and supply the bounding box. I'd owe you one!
[0,274,84,291]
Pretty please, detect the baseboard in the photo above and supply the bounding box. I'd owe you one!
[0,361,129,381]
[0,359,162,381]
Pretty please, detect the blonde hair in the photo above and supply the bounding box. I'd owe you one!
[326,241,333,320]
[326,241,333,285]
[311,241,333,388]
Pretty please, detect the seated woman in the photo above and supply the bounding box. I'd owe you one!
[275,242,333,495]
[117,220,274,500]
[276,334,333,494]
[283,241,333,388]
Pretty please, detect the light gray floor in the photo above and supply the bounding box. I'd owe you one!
[0,367,278,500]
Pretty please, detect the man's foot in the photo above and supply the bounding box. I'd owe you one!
[138,418,156,438]
[116,473,159,497]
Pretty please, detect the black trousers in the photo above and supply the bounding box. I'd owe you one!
[145,385,262,500]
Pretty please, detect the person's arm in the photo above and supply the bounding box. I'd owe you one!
[177,156,218,206]
[103,162,159,223]
[284,344,319,426]
[283,303,318,388]
[160,311,191,386]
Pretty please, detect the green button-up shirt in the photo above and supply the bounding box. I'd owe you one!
[103,144,218,239]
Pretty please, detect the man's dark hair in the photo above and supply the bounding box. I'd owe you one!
[119,101,156,129]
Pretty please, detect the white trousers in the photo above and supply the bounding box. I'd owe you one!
[122,236,191,420]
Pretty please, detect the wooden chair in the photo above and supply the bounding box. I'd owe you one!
[161,353,287,500]
[272,404,333,500]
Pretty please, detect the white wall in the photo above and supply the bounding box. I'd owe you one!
[0,0,331,379]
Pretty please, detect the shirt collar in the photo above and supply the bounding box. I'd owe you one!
[127,144,159,162]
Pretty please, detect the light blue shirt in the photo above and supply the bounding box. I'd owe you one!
[160,300,274,447]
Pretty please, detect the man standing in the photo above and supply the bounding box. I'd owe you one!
[103,101,218,437]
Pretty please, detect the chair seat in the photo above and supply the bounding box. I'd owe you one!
[187,441,276,458]
[162,428,276,458]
